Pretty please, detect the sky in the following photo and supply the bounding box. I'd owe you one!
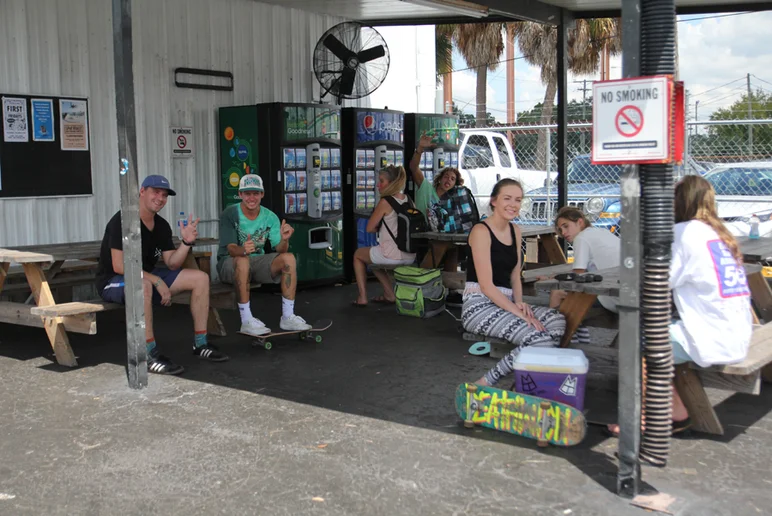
[449,11,772,124]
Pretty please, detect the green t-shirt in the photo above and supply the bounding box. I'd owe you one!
[217,203,282,261]
[415,179,439,217]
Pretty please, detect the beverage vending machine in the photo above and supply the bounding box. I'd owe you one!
[341,108,404,281]
[218,102,344,287]
[403,113,460,193]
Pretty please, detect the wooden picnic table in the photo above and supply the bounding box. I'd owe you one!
[413,224,566,269]
[0,237,221,367]
[738,235,772,263]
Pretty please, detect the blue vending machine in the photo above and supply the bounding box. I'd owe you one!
[341,108,405,281]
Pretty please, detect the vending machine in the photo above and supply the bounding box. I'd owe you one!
[341,108,405,281]
[403,113,460,193]
[219,102,344,287]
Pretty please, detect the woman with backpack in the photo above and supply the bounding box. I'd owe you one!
[352,165,417,307]
[463,178,566,387]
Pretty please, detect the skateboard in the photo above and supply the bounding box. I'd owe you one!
[239,319,332,350]
[455,383,587,447]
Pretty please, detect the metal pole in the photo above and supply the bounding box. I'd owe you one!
[546,129,552,222]
[556,9,571,213]
[112,0,147,389]
[617,0,642,497]
[747,73,753,157]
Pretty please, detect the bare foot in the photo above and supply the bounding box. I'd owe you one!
[352,297,368,307]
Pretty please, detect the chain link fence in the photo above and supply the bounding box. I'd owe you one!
[467,120,772,239]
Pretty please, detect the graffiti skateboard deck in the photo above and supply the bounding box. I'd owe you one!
[239,319,332,350]
[455,383,587,447]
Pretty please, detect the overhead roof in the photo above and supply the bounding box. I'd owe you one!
[260,0,772,25]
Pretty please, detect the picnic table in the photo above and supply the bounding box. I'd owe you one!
[0,237,223,367]
[413,224,566,269]
[738,235,772,263]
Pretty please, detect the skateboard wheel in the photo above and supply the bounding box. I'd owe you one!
[466,384,478,393]
[464,420,475,429]
[540,401,551,410]
[264,341,272,350]
[537,439,549,448]
[299,332,306,341]
[315,335,323,343]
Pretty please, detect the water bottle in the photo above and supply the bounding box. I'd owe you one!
[749,214,760,239]
[177,211,187,234]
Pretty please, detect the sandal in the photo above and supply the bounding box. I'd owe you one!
[351,301,368,308]
[371,296,396,304]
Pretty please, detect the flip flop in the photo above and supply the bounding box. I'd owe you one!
[468,342,491,356]
[555,273,576,281]
[575,273,603,283]
[351,301,368,308]
[371,296,396,304]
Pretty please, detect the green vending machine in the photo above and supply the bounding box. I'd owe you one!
[219,103,344,287]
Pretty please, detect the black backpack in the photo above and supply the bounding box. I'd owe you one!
[382,196,426,254]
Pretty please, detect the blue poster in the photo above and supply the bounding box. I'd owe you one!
[31,99,55,142]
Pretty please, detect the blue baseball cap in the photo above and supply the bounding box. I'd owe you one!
[141,175,177,196]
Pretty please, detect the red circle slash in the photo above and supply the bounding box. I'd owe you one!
[615,105,644,138]
[177,135,187,148]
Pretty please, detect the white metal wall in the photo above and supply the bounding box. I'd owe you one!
[0,0,360,246]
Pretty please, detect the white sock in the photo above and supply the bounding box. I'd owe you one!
[238,302,252,323]
[281,297,294,318]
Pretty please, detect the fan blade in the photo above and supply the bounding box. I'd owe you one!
[323,34,355,63]
[339,67,356,96]
[357,45,385,64]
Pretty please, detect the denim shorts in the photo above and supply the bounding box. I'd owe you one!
[670,322,693,364]
[100,267,182,305]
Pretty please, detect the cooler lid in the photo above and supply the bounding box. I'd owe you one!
[514,347,589,374]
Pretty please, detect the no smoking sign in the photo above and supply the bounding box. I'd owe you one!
[592,76,681,164]
[171,126,194,159]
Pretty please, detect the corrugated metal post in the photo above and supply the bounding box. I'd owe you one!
[112,0,147,389]
[617,0,642,496]
[556,10,570,213]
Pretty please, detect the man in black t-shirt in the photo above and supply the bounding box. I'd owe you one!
[95,175,228,375]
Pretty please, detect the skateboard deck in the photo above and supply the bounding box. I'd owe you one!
[455,383,587,447]
[239,319,332,350]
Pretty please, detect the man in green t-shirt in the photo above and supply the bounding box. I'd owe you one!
[409,134,463,272]
[217,174,311,335]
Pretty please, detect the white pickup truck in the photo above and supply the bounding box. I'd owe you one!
[457,130,548,215]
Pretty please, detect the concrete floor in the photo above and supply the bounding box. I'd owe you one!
[1,282,771,515]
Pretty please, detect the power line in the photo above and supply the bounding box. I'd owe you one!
[678,11,751,22]
[691,77,747,98]
[751,74,772,88]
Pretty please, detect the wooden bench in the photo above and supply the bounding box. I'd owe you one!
[674,322,772,435]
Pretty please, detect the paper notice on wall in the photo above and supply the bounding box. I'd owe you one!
[31,99,55,142]
[59,99,89,151]
[3,97,29,142]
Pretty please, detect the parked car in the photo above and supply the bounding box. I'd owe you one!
[703,162,772,237]
[518,154,707,232]
[457,131,549,215]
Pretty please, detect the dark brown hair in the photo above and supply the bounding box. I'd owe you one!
[489,178,523,212]
[554,206,592,230]
[433,167,463,190]
[675,175,742,262]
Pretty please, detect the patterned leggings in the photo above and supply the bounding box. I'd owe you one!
[462,289,566,386]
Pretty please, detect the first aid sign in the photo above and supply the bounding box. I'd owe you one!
[592,76,672,164]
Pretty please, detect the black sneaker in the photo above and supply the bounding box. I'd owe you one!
[192,343,229,362]
[148,354,185,375]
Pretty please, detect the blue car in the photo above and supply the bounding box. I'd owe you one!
[518,154,706,233]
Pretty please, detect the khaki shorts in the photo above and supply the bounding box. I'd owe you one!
[218,253,281,285]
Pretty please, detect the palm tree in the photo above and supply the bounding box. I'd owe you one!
[511,19,621,169]
[436,24,456,113]
[453,23,505,127]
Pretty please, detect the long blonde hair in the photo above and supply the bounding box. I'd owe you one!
[675,175,742,262]
[379,165,407,198]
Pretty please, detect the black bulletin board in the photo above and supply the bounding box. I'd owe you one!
[0,94,93,198]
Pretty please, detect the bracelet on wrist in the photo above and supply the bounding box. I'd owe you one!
[182,238,195,246]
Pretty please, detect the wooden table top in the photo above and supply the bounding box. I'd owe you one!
[1,237,219,263]
[737,236,772,262]
[413,224,556,243]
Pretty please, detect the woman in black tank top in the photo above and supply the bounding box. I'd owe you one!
[462,179,566,388]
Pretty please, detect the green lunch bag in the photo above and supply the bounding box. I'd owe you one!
[393,266,447,319]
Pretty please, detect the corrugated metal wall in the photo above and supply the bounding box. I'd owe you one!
[0,0,363,247]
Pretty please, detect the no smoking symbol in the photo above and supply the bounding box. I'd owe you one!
[177,135,187,148]
[615,105,643,138]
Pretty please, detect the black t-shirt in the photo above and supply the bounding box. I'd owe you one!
[466,222,519,289]
[95,211,176,292]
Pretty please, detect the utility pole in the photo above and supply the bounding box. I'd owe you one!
[574,78,591,151]
[695,100,699,136]
[747,73,753,157]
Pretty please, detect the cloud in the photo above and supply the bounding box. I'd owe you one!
[451,68,497,116]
